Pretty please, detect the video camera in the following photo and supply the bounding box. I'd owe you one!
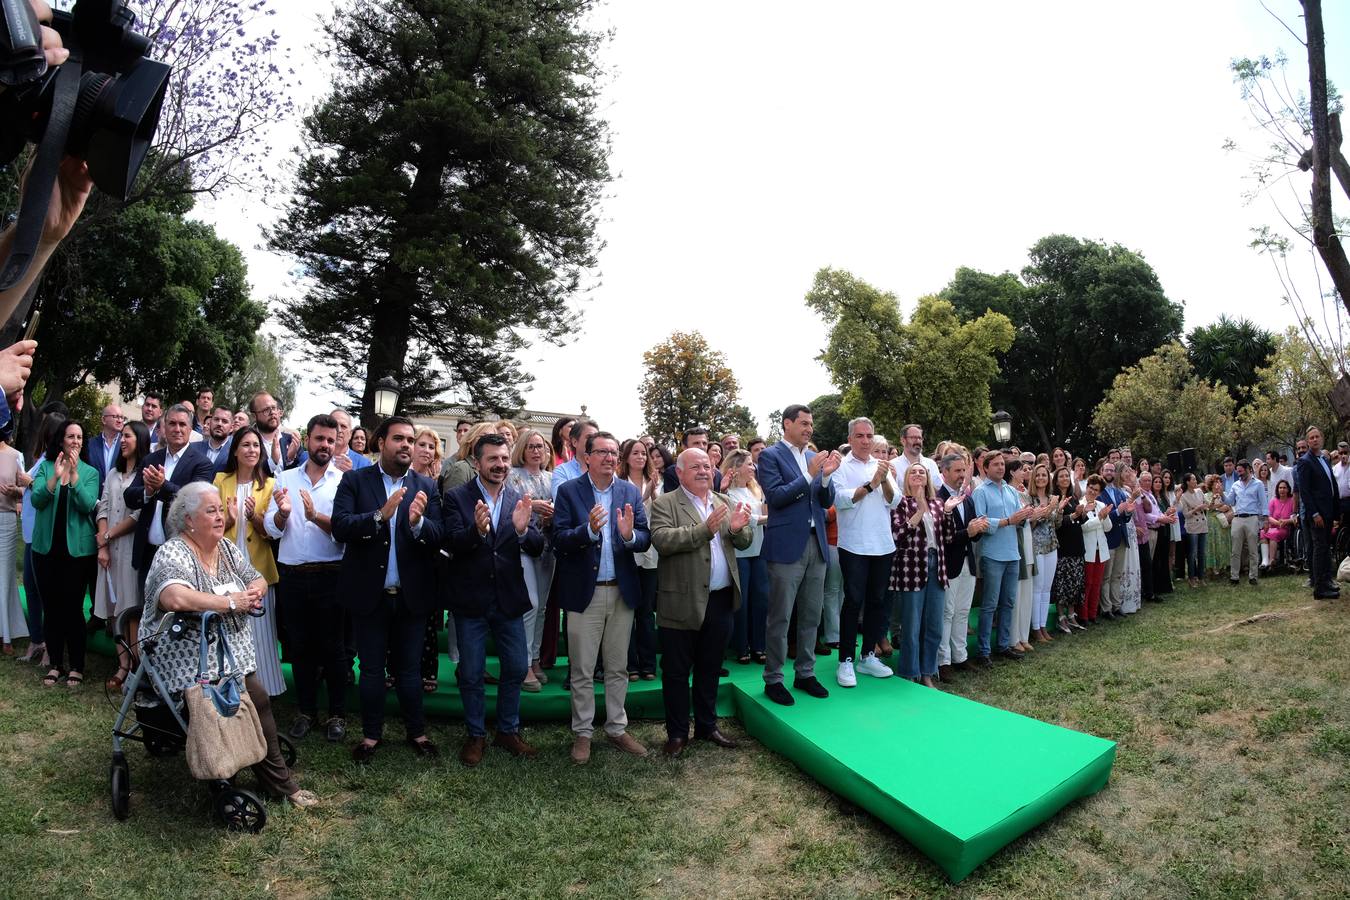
[0,0,170,291]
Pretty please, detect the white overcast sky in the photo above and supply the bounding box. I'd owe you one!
[193,1,1350,439]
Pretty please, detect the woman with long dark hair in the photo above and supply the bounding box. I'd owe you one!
[1149,473,1177,596]
[94,420,149,689]
[551,417,576,468]
[1050,467,1086,633]
[619,437,660,680]
[31,420,99,688]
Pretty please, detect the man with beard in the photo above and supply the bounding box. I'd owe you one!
[893,424,940,484]
[1095,462,1134,620]
[443,433,544,766]
[200,406,236,471]
[250,391,302,476]
[332,416,445,763]
[265,414,349,743]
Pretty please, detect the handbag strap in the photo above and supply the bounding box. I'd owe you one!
[196,612,241,684]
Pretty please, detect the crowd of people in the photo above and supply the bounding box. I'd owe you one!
[5,394,1344,805]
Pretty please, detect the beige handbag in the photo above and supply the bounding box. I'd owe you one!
[184,613,268,780]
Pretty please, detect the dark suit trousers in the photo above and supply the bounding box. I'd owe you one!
[1309,515,1335,591]
[353,588,427,741]
[276,563,346,718]
[660,587,734,739]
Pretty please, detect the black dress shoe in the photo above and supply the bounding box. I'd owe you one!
[325,717,346,743]
[764,683,795,706]
[973,656,993,669]
[351,740,381,763]
[406,736,439,758]
[718,667,729,677]
[998,648,1025,661]
[938,664,954,681]
[663,736,688,757]
[696,728,738,749]
[1230,578,1240,586]
[792,676,830,698]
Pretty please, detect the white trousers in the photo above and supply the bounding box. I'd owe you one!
[939,568,977,665]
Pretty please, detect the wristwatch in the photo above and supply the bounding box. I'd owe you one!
[227,594,237,612]
[862,483,874,493]
[373,509,384,525]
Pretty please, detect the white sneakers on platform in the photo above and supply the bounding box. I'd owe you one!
[857,653,894,679]
[836,660,857,687]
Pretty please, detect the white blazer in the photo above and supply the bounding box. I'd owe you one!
[1080,498,1113,563]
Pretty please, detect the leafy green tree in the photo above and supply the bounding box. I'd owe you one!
[1091,342,1235,465]
[1237,327,1339,450]
[1186,315,1277,407]
[639,331,749,443]
[269,0,611,423]
[217,334,300,416]
[807,393,848,451]
[943,235,1184,454]
[806,268,1014,450]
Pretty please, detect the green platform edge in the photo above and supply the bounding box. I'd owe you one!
[69,594,1113,881]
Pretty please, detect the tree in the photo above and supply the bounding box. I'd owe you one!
[268,0,611,423]
[764,409,783,445]
[217,333,300,416]
[24,182,265,419]
[943,235,1184,454]
[806,268,1014,450]
[1237,327,1339,450]
[807,393,848,451]
[639,331,749,443]
[1185,315,1277,407]
[1091,343,1236,466]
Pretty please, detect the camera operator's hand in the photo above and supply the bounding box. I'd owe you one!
[33,1,69,69]
[0,158,94,324]
[0,340,36,411]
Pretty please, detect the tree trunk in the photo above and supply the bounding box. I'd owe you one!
[1301,0,1350,313]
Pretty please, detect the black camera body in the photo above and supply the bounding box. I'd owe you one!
[0,0,169,290]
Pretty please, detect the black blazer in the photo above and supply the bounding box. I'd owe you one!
[124,443,219,570]
[937,482,982,579]
[442,479,544,618]
[1295,451,1339,524]
[330,464,444,616]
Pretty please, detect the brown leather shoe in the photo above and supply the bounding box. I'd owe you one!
[570,735,591,764]
[697,728,738,749]
[459,736,486,768]
[492,731,538,758]
[663,735,688,757]
[937,664,954,681]
[606,732,649,757]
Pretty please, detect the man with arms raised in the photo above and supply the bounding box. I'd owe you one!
[756,404,840,706]
[250,391,301,477]
[650,447,753,756]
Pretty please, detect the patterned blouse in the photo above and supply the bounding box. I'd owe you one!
[889,495,954,592]
[142,537,263,694]
[1028,495,1063,555]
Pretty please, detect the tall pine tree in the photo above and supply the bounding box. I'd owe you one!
[269,0,611,421]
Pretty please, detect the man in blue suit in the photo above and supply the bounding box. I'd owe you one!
[553,430,652,763]
[199,406,236,473]
[124,403,218,596]
[756,404,840,706]
[1096,462,1134,621]
[443,433,545,767]
[331,415,445,764]
[85,403,124,492]
[1295,425,1340,600]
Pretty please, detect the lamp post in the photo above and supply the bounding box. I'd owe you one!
[373,375,401,418]
[991,409,1012,447]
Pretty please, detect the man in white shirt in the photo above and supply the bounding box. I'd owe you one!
[893,424,941,485]
[264,414,348,743]
[830,417,900,687]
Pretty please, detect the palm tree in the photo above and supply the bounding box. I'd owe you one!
[1187,315,1277,407]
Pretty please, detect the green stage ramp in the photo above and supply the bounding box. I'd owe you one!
[724,658,1115,882]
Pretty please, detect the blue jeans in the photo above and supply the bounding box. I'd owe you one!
[899,549,946,678]
[454,607,528,737]
[23,543,43,644]
[732,555,769,656]
[1187,532,1207,579]
[978,557,1019,657]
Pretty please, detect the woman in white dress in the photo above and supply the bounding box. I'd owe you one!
[213,426,286,697]
[1115,466,1143,615]
[94,421,147,688]
[0,423,27,655]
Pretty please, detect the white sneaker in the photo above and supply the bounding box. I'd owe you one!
[857,653,894,679]
[836,659,857,688]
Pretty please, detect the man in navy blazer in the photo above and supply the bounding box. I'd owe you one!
[124,404,218,594]
[936,452,988,679]
[552,430,651,763]
[1295,425,1340,600]
[443,433,545,767]
[84,402,125,492]
[756,404,839,706]
[331,415,445,763]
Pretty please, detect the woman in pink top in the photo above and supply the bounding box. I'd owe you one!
[1260,480,1296,572]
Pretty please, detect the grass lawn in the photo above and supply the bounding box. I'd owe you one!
[1,574,1348,899]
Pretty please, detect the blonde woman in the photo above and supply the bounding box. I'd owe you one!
[890,462,958,687]
[1026,463,1065,642]
[412,426,447,692]
[722,449,769,664]
[412,428,444,480]
[495,419,518,447]
[509,428,555,688]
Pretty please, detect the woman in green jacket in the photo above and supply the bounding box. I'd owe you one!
[30,419,99,688]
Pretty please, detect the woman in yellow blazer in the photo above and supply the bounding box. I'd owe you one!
[214,426,286,695]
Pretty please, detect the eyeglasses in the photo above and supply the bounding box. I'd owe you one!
[254,404,280,415]
[589,449,619,457]
[102,413,125,420]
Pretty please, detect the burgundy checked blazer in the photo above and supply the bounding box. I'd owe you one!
[889,495,954,592]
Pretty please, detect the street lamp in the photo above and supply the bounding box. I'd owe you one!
[373,375,401,418]
[991,409,1012,446]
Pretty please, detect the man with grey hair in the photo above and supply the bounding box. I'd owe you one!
[894,424,940,485]
[831,417,899,686]
[125,403,218,596]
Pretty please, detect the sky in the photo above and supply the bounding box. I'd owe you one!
[192,1,1350,440]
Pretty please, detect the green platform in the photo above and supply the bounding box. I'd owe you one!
[77,596,1113,881]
